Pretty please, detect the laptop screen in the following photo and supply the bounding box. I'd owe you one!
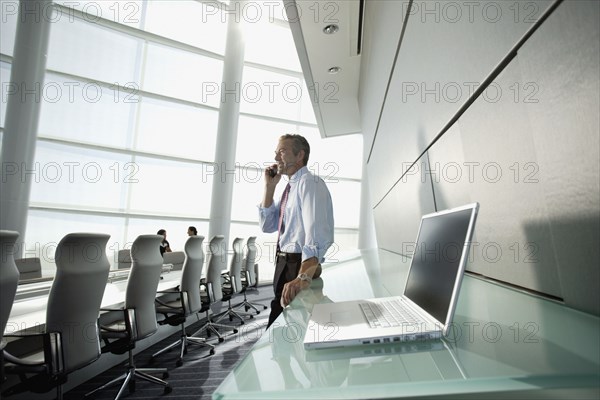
[404,207,476,324]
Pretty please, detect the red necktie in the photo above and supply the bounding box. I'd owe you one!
[277,183,291,249]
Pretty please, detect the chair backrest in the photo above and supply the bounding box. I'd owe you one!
[1,230,20,347]
[229,237,244,294]
[205,235,226,302]
[243,236,257,287]
[163,251,185,271]
[125,234,164,339]
[46,232,111,373]
[117,249,132,269]
[180,235,205,314]
[14,257,42,280]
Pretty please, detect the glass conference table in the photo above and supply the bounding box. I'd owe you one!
[213,250,600,399]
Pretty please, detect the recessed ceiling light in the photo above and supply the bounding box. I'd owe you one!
[328,67,341,74]
[323,24,339,34]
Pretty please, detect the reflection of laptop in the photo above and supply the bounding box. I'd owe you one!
[304,203,479,350]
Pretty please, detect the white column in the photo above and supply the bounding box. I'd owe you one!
[0,0,52,251]
[207,0,246,247]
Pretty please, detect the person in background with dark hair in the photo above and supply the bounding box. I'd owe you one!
[259,134,334,329]
[187,226,197,236]
[157,229,172,256]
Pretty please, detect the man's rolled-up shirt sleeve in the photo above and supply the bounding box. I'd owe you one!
[258,203,279,233]
[299,177,334,263]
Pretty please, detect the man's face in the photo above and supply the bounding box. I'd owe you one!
[274,139,304,177]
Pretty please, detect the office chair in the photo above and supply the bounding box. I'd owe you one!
[1,231,20,385]
[85,234,171,399]
[14,257,42,280]
[2,233,111,400]
[215,237,253,324]
[189,235,238,343]
[152,235,215,366]
[116,249,132,269]
[232,237,267,315]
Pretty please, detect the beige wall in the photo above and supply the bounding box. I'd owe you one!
[359,0,599,315]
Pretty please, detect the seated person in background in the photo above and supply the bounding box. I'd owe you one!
[187,226,197,236]
[157,229,172,256]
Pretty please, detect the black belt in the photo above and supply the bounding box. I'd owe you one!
[276,251,302,261]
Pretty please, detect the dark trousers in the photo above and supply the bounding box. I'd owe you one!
[267,252,302,328]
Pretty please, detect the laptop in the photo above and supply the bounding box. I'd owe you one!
[304,203,479,350]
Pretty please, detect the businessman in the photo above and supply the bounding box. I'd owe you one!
[258,134,334,328]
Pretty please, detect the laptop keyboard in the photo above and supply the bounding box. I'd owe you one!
[360,299,420,328]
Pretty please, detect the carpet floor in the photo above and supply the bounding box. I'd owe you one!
[65,288,272,400]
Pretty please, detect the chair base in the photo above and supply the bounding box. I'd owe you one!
[85,354,170,400]
[232,290,268,315]
[214,299,254,324]
[151,331,215,366]
[190,313,238,343]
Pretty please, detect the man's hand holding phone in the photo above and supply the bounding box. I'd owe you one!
[265,163,281,186]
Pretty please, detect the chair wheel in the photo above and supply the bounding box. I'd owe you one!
[163,372,169,379]
[245,306,250,312]
[233,329,238,334]
[128,380,136,393]
[164,385,172,394]
[240,321,245,325]
[176,359,183,367]
[218,337,224,343]
[256,311,260,315]
[249,315,254,319]
[229,315,233,321]
[210,348,215,355]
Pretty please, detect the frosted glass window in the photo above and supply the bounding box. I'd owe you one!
[143,43,223,107]
[144,0,226,55]
[54,0,144,28]
[240,66,305,121]
[29,141,131,210]
[235,116,362,179]
[299,80,317,124]
[244,19,301,71]
[24,209,126,273]
[231,166,265,222]
[136,98,218,161]
[128,156,213,217]
[0,1,17,56]
[299,128,363,179]
[328,179,361,229]
[38,73,137,148]
[235,116,300,166]
[126,218,209,255]
[0,61,10,127]
[47,16,140,84]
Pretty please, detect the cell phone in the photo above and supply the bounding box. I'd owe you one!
[268,168,277,178]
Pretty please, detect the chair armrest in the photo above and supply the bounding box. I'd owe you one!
[99,307,125,313]
[156,286,180,294]
[221,272,231,284]
[154,297,180,310]
[2,331,63,374]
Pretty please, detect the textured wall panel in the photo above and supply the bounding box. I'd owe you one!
[367,0,553,206]
[517,0,600,315]
[429,60,564,299]
[372,157,435,256]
